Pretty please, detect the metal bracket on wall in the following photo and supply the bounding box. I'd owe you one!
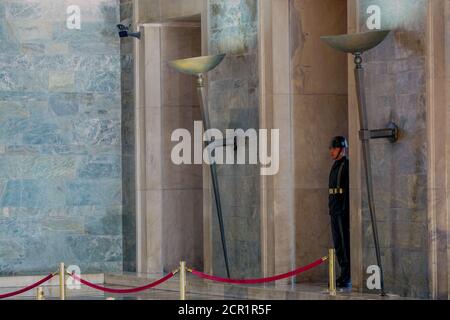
[206,135,238,152]
[359,122,399,143]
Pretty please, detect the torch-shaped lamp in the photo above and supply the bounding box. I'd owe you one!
[169,54,231,278]
[321,30,398,296]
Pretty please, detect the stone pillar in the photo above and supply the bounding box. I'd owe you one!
[135,23,203,274]
[347,0,449,299]
[258,0,296,282]
[206,0,262,279]
[444,0,450,301]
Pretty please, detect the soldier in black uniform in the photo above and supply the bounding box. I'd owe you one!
[328,136,351,288]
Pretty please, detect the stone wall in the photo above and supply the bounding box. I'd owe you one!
[134,0,203,22]
[356,0,429,298]
[0,0,123,275]
[290,0,348,283]
[159,24,203,271]
[208,0,261,278]
[444,0,450,301]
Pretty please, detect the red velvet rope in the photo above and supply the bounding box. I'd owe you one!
[0,273,55,299]
[190,257,326,284]
[68,272,176,294]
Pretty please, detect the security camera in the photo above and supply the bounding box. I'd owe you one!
[117,24,141,39]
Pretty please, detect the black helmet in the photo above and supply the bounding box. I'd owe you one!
[330,136,348,149]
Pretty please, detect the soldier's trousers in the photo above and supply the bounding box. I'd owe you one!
[330,213,351,281]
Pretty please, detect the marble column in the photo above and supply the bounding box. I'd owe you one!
[135,22,203,273]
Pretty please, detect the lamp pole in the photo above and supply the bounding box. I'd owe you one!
[353,52,385,296]
[169,55,231,279]
[196,74,231,279]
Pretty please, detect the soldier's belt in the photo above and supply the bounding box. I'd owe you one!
[329,188,344,195]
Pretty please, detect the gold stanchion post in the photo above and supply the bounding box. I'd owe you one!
[328,249,336,296]
[59,262,66,300]
[180,261,186,300]
[36,287,44,300]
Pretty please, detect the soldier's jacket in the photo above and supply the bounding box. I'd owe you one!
[328,156,349,216]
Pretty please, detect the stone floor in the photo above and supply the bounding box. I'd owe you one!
[0,285,229,300]
[103,272,411,300]
[0,272,412,300]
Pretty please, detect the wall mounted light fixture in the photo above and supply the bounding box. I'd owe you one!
[169,54,231,278]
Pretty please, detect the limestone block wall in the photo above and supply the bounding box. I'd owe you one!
[160,24,203,271]
[353,0,430,298]
[135,22,203,273]
[445,0,450,301]
[207,0,262,278]
[290,0,348,283]
[134,0,204,22]
[0,0,123,275]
